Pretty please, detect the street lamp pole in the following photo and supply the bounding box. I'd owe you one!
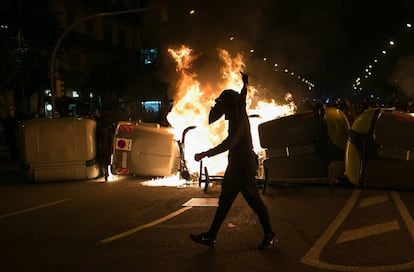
[49,8,150,105]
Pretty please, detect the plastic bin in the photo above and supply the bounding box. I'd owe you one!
[18,117,99,182]
[111,122,180,177]
[345,108,414,189]
[258,106,350,183]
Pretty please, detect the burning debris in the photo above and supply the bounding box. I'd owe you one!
[143,45,296,187]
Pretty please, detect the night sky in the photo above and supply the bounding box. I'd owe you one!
[158,0,414,98]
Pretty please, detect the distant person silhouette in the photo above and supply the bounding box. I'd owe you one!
[3,106,19,161]
[190,72,276,250]
[92,107,114,181]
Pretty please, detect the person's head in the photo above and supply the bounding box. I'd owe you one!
[208,89,240,124]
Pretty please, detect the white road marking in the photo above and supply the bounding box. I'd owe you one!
[302,190,414,271]
[0,198,72,219]
[182,197,219,207]
[359,195,389,208]
[391,191,414,241]
[301,189,360,264]
[98,206,193,245]
[336,220,400,244]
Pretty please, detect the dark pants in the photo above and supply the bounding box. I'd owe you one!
[207,163,273,238]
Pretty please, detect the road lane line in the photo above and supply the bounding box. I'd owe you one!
[359,195,389,208]
[336,220,400,244]
[301,189,361,263]
[391,191,414,241]
[0,198,72,219]
[98,206,193,245]
[302,190,414,271]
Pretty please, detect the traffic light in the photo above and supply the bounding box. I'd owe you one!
[55,79,64,97]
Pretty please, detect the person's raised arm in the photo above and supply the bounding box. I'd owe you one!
[240,71,248,105]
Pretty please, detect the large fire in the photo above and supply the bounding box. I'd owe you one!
[142,45,295,186]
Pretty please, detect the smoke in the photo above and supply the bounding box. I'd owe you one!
[392,55,414,97]
[159,0,344,100]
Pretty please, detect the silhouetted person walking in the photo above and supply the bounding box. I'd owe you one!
[190,72,276,250]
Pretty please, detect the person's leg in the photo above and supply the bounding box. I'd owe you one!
[241,175,276,249]
[241,177,272,233]
[206,180,239,237]
[189,176,239,247]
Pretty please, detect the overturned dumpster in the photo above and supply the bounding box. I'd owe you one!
[345,109,414,190]
[111,122,180,177]
[258,106,350,192]
[19,117,100,183]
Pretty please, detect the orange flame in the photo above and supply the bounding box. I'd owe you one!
[167,45,296,177]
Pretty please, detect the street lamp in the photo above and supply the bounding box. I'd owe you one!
[49,8,150,102]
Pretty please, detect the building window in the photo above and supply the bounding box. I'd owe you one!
[141,100,161,113]
[140,48,157,65]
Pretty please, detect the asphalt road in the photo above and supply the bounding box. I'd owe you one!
[1,171,414,272]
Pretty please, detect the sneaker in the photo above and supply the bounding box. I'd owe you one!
[189,233,216,247]
[258,232,277,250]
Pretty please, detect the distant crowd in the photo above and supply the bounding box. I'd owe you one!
[297,95,414,125]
